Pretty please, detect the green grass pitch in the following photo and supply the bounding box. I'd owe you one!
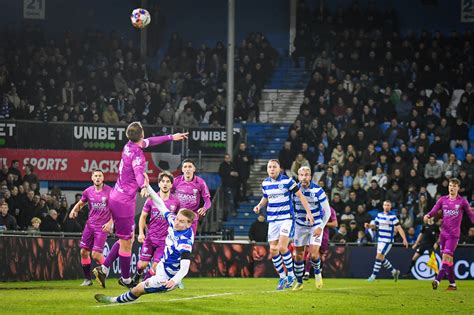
[0,278,473,314]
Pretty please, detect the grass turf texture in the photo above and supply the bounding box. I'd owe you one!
[0,278,472,314]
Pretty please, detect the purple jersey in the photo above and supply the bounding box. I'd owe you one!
[112,135,172,216]
[172,175,211,221]
[428,195,474,239]
[143,194,180,242]
[322,207,337,244]
[81,185,113,228]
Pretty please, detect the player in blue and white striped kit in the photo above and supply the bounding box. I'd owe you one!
[365,201,408,282]
[94,184,195,304]
[292,166,331,290]
[253,159,314,290]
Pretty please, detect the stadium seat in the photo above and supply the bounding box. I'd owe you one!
[449,89,465,116]
[379,122,391,134]
[453,146,466,161]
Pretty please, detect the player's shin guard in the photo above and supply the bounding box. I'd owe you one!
[281,251,295,277]
[81,257,92,280]
[371,259,382,277]
[382,259,395,272]
[272,254,286,279]
[294,260,305,283]
[115,291,139,303]
[310,257,321,275]
[119,250,132,281]
[436,262,450,282]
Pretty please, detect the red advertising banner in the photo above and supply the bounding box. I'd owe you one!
[0,148,164,181]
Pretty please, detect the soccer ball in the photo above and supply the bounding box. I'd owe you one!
[130,8,151,29]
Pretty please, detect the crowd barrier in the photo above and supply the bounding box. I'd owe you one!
[1,235,473,281]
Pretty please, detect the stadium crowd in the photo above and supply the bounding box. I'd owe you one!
[0,27,277,125]
[281,0,474,243]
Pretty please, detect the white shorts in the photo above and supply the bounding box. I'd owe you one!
[293,224,324,247]
[268,219,294,242]
[143,261,175,293]
[376,242,392,255]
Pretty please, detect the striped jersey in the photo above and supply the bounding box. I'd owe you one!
[160,210,194,278]
[294,182,327,227]
[261,174,298,223]
[374,212,399,243]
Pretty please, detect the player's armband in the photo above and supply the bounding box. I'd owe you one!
[290,186,299,194]
[180,252,191,260]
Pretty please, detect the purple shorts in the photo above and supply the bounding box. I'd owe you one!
[109,194,135,240]
[80,224,108,253]
[439,234,459,256]
[139,238,166,262]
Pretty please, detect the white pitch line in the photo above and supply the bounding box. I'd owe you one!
[93,286,363,308]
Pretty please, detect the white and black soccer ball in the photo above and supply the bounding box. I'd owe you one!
[130,8,151,29]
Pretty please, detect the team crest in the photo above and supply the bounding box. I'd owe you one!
[455,205,460,210]
[101,197,106,203]
[170,205,176,210]
[193,189,198,195]
[278,184,284,189]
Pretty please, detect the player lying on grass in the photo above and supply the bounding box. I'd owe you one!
[95,183,195,304]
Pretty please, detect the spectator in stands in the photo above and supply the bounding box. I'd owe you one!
[218,154,239,219]
[386,183,404,209]
[248,214,268,243]
[424,154,442,184]
[356,230,368,246]
[399,207,413,230]
[341,169,353,189]
[463,227,474,244]
[290,153,310,179]
[354,204,372,230]
[159,102,176,125]
[461,153,473,181]
[372,166,388,189]
[22,164,39,186]
[0,202,18,231]
[353,168,369,191]
[320,166,337,191]
[40,209,61,232]
[450,117,469,152]
[234,142,254,202]
[367,180,384,211]
[331,180,349,202]
[347,220,358,242]
[332,224,348,243]
[178,107,199,127]
[314,142,330,171]
[102,104,119,124]
[27,217,41,234]
[442,153,460,178]
[278,141,295,174]
[8,160,22,186]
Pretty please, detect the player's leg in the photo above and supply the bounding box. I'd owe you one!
[79,225,94,286]
[437,237,458,290]
[95,263,171,304]
[433,234,451,289]
[309,227,324,288]
[93,239,120,288]
[292,225,307,289]
[379,243,399,281]
[91,229,107,267]
[268,221,287,290]
[278,220,295,288]
[368,243,386,281]
[118,236,134,288]
[133,238,153,284]
[303,248,311,280]
[405,249,421,276]
[293,246,306,290]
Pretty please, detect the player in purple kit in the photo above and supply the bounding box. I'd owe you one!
[172,159,211,234]
[93,122,187,288]
[303,207,338,280]
[132,171,180,284]
[69,170,113,286]
[424,178,474,290]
